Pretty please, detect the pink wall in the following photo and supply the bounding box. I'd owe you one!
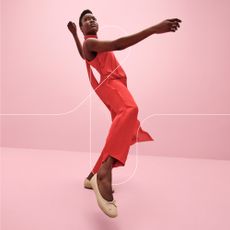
[1,0,230,160]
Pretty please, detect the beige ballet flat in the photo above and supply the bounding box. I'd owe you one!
[84,178,92,189]
[90,173,118,218]
[84,177,115,193]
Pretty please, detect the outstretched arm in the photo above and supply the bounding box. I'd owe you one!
[67,22,84,59]
[84,18,182,53]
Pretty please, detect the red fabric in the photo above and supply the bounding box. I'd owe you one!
[83,34,154,173]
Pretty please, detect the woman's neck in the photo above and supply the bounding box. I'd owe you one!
[84,34,98,40]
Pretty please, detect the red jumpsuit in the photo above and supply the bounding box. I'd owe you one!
[84,34,154,174]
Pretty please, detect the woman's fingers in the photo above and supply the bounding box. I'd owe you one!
[167,18,182,23]
[67,21,75,26]
[174,21,180,27]
[169,21,180,29]
[169,21,180,32]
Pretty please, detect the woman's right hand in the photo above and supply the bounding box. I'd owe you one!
[153,18,182,33]
[67,21,77,35]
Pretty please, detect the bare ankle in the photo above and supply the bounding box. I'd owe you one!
[87,172,94,180]
[98,167,109,179]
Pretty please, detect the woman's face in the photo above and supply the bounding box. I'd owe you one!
[80,13,99,35]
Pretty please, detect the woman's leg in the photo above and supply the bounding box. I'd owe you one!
[96,155,116,201]
[86,108,117,181]
[88,80,138,199]
[86,172,94,180]
[91,105,138,174]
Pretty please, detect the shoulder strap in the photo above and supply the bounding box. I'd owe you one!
[85,61,99,90]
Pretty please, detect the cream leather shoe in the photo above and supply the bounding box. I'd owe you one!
[84,178,92,189]
[90,173,118,218]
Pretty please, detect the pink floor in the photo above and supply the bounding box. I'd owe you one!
[1,147,230,230]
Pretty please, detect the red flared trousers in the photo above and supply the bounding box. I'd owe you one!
[86,64,154,174]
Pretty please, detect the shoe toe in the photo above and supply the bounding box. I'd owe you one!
[99,199,117,218]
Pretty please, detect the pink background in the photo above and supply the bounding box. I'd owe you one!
[1,1,230,229]
[1,0,230,160]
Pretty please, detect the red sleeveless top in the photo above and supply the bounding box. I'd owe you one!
[83,34,127,90]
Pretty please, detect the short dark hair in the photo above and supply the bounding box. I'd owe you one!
[79,9,93,27]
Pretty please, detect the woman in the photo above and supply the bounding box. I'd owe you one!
[67,9,181,218]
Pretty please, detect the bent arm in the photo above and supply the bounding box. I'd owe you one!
[67,21,85,59]
[72,33,85,59]
[85,18,181,53]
